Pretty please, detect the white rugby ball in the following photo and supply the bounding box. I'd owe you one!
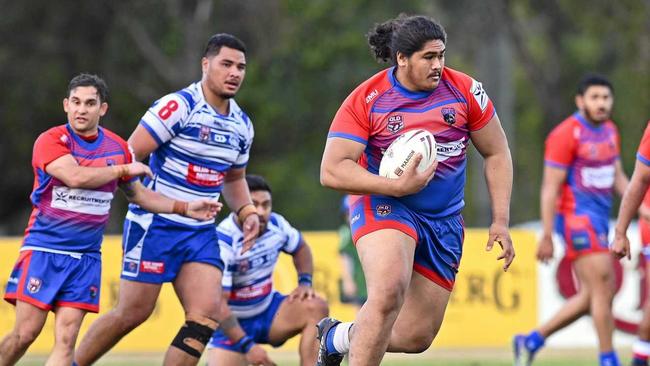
[379,129,436,179]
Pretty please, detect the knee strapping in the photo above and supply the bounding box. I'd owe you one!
[170,314,219,358]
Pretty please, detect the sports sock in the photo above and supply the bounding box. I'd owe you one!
[633,339,650,366]
[599,350,620,366]
[326,322,353,355]
[524,330,545,353]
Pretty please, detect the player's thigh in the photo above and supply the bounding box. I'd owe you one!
[573,252,615,292]
[114,279,161,320]
[13,300,48,337]
[173,262,222,316]
[391,271,451,342]
[356,229,416,298]
[207,347,246,366]
[267,296,328,345]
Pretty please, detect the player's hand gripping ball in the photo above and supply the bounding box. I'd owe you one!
[379,129,436,179]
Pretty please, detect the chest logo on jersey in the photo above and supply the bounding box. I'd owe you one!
[386,115,404,134]
[187,164,225,187]
[376,204,391,217]
[200,126,211,142]
[441,107,456,125]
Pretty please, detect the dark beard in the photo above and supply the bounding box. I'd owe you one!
[219,92,236,99]
[584,107,609,124]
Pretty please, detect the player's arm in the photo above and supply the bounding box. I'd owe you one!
[288,239,316,302]
[613,159,650,259]
[45,154,153,189]
[320,137,436,197]
[613,159,629,197]
[218,292,275,365]
[119,180,221,220]
[470,115,515,271]
[222,167,260,252]
[537,165,567,263]
[127,124,160,161]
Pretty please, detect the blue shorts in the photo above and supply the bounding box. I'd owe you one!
[121,213,223,283]
[3,250,101,313]
[349,195,464,291]
[208,292,287,351]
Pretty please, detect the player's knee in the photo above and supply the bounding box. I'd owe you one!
[14,326,41,348]
[170,313,219,358]
[365,292,403,317]
[304,297,329,318]
[403,335,434,354]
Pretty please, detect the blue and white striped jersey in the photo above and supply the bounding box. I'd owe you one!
[127,82,254,226]
[218,212,303,318]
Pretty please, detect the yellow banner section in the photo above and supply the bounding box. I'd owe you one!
[0,229,536,353]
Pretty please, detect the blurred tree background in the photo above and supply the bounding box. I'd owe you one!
[0,0,648,234]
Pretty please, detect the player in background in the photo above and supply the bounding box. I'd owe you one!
[0,73,220,366]
[206,174,328,366]
[513,75,628,366]
[74,34,259,366]
[318,14,515,366]
[611,120,650,366]
[338,195,366,310]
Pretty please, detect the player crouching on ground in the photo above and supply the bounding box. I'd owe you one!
[206,175,329,366]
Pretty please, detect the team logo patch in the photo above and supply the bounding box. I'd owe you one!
[27,277,42,294]
[199,126,211,142]
[441,107,456,125]
[237,259,250,273]
[376,204,391,217]
[89,285,98,298]
[386,115,404,134]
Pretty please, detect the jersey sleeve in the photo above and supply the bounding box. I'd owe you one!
[32,129,71,171]
[544,122,577,168]
[217,228,235,291]
[637,121,650,166]
[274,214,303,254]
[139,93,189,146]
[233,116,254,168]
[328,89,371,145]
[465,77,496,131]
[111,134,137,184]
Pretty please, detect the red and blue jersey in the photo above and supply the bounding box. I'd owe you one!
[23,124,134,255]
[328,66,496,217]
[545,112,620,225]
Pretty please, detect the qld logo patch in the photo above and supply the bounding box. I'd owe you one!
[386,115,404,134]
[441,107,456,125]
[27,277,42,294]
[199,126,211,142]
[376,204,391,217]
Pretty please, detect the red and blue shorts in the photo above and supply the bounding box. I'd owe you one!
[348,195,464,291]
[555,213,609,260]
[3,249,101,313]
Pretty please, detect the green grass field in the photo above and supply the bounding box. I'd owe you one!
[19,348,629,365]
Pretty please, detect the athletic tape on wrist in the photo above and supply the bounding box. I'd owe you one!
[237,203,257,223]
[298,273,313,286]
[173,200,188,216]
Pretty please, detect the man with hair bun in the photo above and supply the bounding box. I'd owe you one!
[318,14,515,366]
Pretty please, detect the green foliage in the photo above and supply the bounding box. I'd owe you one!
[0,0,648,233]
